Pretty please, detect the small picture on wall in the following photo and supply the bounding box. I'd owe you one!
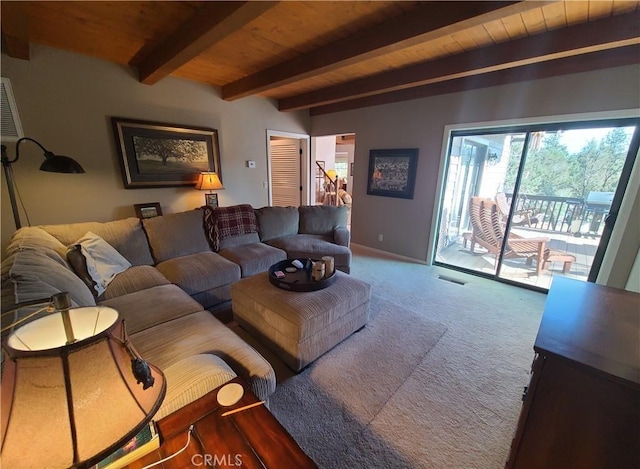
[205,193,219,208]
[134,202,162,219]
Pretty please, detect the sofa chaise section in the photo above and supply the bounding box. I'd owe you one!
[131,310,276,401]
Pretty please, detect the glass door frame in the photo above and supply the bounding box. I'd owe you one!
[431,115,640,292]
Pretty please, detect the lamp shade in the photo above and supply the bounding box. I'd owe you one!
[39,151,85,173]
[1,306,166,469]
[195,172,224,191]
[326,169,338,181]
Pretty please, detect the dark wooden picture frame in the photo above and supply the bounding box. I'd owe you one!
[112,117,221,188]
[367,148,418,199]
[205,193,219,208]
[134,202,162,219]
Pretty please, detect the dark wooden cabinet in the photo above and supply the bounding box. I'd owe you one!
[506,277,640,469]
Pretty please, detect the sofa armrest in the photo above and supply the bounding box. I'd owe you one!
[333,227,350,247]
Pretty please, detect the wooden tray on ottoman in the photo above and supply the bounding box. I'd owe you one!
[268,258,336,292]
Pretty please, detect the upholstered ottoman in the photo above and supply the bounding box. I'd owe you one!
[231,271,371,371]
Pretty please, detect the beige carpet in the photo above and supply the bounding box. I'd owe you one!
[267,245,547,468]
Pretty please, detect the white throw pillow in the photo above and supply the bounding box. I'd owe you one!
[74,232,131,296]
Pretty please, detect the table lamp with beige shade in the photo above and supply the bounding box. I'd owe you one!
[1,293,166,469]
[195,171,224,207]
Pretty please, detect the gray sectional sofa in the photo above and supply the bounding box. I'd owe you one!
[1,204,350,419]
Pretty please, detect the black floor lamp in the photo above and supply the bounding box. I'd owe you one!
[1,137,85,230]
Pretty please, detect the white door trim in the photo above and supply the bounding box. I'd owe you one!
[266,130,311,206]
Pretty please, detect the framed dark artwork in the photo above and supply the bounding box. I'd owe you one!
[367,148,418,199]
[205,193,219,207]
[134,202,162,219]
[112,117,221,188]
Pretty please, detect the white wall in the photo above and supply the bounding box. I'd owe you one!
[311,64,640,262]
[310,136,336,204]
[1,45,309,254]
[336,142,355,192]
[597,148,640,290]
[626,251,640,292]
[313,136,336,171]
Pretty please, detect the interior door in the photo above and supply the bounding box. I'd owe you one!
[270,137,301,207]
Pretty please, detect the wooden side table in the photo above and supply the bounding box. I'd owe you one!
[126,377,316,468]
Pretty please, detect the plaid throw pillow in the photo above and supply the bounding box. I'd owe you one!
[202,204,258,252]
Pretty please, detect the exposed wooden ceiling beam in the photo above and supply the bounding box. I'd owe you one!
[133,1,278,85]
[221,1,551,101]
[309,45,640,116]
[281,11,640,112]
[1,2,30,60]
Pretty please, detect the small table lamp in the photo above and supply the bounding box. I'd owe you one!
[1,293,166,468]
[195,171,224,206]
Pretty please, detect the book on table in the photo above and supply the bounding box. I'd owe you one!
[91,421,159,469]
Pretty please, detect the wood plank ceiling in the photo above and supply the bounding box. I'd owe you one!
[2,1,639,115]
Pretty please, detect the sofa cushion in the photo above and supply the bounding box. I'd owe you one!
[155,354,237,420]
[5,227,69,265]
[71,232,132,297]
[255,206,299,242]
[102,266,170,300]
[219,232,260,250]
[219,243,286,277]
[203,204,258,252]
[100,284,203,334]
[40,218,153,266]
[142,210,211,263]
[2,250,96,309]
[299,205,348,235]
[155,252,240,296]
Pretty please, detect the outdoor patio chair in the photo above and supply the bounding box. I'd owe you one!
[468,196,551,275]
[495,192,541,227]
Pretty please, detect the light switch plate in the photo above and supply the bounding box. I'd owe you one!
[247,160,256,168]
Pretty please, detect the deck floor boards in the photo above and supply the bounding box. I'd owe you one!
[436,228,598,290]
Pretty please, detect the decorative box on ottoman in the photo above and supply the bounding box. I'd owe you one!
[231,271,371,371]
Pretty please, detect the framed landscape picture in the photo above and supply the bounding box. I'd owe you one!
[134,202,162,219]
[367,148,418,199]
[112,117,221,188]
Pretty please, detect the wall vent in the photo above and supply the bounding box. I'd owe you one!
[1,77,24,143]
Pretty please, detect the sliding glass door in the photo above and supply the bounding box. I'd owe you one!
[435,118,639,291]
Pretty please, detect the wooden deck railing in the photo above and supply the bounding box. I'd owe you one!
[504,193,610,236]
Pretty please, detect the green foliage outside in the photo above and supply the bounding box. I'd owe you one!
[504,128,631,199]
